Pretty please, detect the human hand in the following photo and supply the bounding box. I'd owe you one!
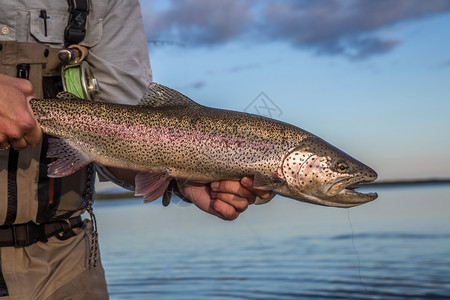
[0,74,42,151]
[178,177,273,221]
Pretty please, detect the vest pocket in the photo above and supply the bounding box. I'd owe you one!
[29,10,67,45]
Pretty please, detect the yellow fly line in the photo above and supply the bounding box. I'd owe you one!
[63,64,85,99]
[62,61,100,101]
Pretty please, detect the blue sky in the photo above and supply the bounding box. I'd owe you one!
[139,0,450,181]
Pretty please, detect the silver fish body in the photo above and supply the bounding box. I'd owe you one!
[30,83,377,207]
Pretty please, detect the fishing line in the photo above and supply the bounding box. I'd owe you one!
[243,219,266,250]
[347,209,367,291]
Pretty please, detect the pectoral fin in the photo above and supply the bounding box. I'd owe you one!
[46,138,92,177]
[135,171,172,203]
[253,172,285,190]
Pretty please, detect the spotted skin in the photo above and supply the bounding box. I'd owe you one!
[30,83,377,207]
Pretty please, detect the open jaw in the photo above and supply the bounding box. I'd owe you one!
[327,177,378,206]
[342,181,378,200]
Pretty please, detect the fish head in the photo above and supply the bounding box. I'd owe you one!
[279,138,378,207]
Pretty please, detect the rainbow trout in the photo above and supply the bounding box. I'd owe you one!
[30,82,377,207]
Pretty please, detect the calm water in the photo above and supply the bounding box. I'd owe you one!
[94,184,450,299]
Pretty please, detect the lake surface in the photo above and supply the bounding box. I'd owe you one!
[94,184,450,299]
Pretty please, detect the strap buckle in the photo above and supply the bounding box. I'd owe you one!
[12,224,28,247]
[56,219,76,241]
[64,0,90,46]
[12,222,47,247]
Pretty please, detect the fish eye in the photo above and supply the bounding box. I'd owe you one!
[336,162,349,173]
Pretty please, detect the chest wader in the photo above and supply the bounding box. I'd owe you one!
[0,39,97,296]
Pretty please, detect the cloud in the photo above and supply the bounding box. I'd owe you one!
[190,81,207,89]
[435,60,450,69]
[140,0,450,59]
[143,0,253,45]
[226,63,261,73]
[260,0,450,59]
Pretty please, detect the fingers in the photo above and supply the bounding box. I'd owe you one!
[23,123,43,147]
[0,133,10,151]
[211,199,240,221]
[180,177,274,221]
[0,76,42,151]
[23,98,43,147]
[9,138,28,152]
[209,180,254,220]
[14,76,34,97]
[211,180,254,204]
[210,192,250,212]
[0,114,42,151]
[0,74,34,96]
[210,180,254,200]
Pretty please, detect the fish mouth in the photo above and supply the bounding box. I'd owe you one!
[327,177,378,207]
[341,180,378,199]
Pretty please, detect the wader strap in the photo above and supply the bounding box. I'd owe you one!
[3,57,31,226]
[0,251,7,296]
[65,0,90,47]
[0,216,83,247]
[4,150,18,226]
[3,62,35,226]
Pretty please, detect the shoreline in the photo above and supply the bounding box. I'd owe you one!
[94,178,450,200]
[362,178,450,187]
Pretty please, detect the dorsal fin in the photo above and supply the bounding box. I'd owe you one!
[56,91,84,101]
[139,82,199,107]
